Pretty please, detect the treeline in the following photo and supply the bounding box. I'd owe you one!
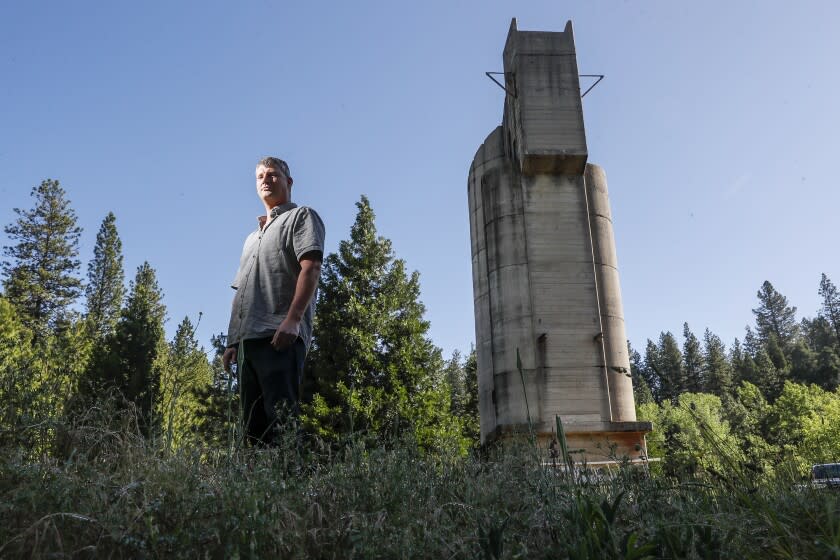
[0,180,479,457]
[632,277,840,478]
[2,178,839,475]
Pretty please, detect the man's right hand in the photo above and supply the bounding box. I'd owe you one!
[222,347,238,373]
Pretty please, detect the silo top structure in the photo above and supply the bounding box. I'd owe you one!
[503,20,587,175]
[468,19,651,463]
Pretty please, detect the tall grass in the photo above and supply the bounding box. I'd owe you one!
[1,407,839,558]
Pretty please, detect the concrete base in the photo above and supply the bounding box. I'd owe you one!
[491,420,652,465]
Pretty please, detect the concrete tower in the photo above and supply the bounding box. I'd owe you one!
[468,19,651,462]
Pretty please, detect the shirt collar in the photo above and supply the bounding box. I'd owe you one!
[270,202,298,218]
[257,202,298,229]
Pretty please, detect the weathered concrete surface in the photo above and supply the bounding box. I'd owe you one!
[585,163,636,422]
[468,18,650,463]
[503,19,587,176]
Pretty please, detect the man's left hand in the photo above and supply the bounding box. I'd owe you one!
[272,317,300,350]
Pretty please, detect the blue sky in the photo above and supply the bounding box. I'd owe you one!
[2,1,838,359]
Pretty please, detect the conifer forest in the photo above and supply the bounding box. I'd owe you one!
[2,180,839,558]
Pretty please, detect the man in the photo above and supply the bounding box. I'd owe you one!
[223,157,325,445]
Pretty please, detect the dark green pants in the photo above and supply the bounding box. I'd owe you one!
[238,337,305,446]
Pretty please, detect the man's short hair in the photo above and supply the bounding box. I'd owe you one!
[256,157,291,179]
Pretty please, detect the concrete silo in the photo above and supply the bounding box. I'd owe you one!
[468,19,651,462]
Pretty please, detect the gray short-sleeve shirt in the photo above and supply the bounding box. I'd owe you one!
[226,202,325,351]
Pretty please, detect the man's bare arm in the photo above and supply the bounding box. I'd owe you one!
[271,252,322,350]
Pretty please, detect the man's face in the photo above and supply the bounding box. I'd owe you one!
[256,164,293,208]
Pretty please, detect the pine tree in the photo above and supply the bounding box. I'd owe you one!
[730,338,747,385]
[2,179,82,336]
[802,316,836,354]
[789,321,840,391]
[444,350,466,416]
[642,339,663,402]
[104,262,167,435]
[157,316,213,450]
[789,340,819,386]
[303,196,465,451]
[765,334,788,371]
[818,274,840,344]
[682,323,704,393]
[628,342,654,405]
[742,326,761,356]
[754,348,786,400]
[85,212,124,340]
[702,328,733,399]
[800,317,840,391]
[752,280,798,348]
[646,331,684,403]
[733,326,782,399]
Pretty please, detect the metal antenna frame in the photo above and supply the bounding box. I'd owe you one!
[579,74,605,98]
[485,72,515,97]
[485,72,605,98]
